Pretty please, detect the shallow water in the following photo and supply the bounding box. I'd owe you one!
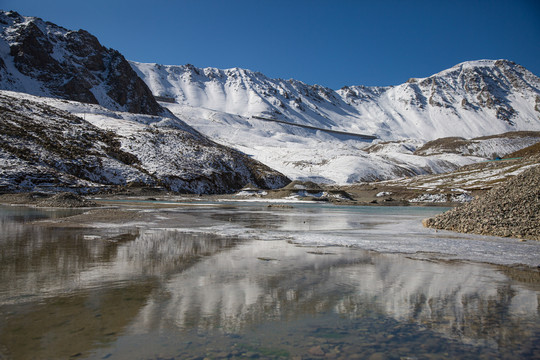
[0,204,539,359]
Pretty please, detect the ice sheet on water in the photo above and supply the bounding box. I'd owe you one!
[289,226,540,267]
[179,205,540,267]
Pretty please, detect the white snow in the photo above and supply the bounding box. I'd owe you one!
[130,59,540,185]
[0,90,286,193]
[2,12,540,188]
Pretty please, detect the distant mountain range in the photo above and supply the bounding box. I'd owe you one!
[131,59,540,183]
[131,59,540,140]
[0,10,539,191]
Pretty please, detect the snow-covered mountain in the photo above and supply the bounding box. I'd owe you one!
[0,11,289,193]
[131,60,540,183]
[1,10,539,189]
[0,11,163,115]
[131,59,540,140]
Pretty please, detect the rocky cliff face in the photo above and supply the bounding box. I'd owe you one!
[0,11,162,115]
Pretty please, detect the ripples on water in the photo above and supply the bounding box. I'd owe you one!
[0,204,539,359]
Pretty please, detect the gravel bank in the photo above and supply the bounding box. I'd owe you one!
[423,162,540,240]
[36,192,98,207]
[0,192,98,207]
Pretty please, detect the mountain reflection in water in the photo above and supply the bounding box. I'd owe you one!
[0,204,538,359]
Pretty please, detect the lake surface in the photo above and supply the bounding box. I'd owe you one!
[0,203,539,359]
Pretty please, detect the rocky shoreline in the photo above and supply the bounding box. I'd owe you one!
[2,161,539,242]
[0,184,462,208]
[0,192,98,208]
[423,164,540,240]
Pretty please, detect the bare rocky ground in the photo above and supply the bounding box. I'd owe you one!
[423,163,540,240]
[0,156,536,208]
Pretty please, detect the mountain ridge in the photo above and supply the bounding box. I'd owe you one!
[130,58,540,184]
[132,59,540,140]
[1,10,539,188]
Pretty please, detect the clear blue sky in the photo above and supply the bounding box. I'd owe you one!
[2,0,539,89]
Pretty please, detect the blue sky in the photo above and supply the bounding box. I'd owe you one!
[2,0,539,89]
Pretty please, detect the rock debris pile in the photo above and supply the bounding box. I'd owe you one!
[423,161,540,240]
[36,192,98,207]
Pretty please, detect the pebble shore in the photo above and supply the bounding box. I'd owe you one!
[423,162,540,240]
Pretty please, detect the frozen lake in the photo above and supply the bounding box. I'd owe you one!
[0,203,539,359]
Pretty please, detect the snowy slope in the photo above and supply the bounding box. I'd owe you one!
[153,103,490,184]
[131,60,540,184]
[131,59,540,140]
[341,60,540,139]
[0,90,289,193]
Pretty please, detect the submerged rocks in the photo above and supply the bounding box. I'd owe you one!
[423,163,540,240]
[267,204,294,209]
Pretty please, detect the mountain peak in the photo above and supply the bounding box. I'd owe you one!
[133,58,540,140]
[0,10,164,116]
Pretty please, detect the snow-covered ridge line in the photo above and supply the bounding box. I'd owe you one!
[132,59,540,141]
[131,59,540,183]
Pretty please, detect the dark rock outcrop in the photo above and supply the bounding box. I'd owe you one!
[0,11,163,115]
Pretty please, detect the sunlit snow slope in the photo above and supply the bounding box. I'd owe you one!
[131,60,540,183]
[132,59,540,140]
